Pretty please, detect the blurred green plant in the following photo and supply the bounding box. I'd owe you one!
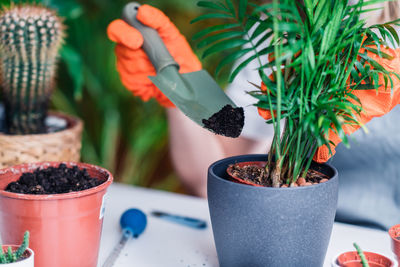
[0,0,213,191]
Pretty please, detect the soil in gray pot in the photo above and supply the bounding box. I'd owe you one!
[5,163,106,194]
[228,162,329,187]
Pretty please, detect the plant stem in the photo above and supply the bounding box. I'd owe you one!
[271,158,281,187]
[353,243,370,267]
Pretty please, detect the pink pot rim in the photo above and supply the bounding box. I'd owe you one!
[0,162,113,200]
[389,224,400,242]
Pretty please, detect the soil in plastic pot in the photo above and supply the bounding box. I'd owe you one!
[5,163,104,194]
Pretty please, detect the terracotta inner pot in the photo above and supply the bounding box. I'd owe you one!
[226,161,266,187]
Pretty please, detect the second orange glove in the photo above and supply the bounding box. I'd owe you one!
[257,47,400,163]
[313,47,400,163]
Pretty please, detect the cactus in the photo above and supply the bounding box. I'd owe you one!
[0,231,30,264]
[0,4,64,134]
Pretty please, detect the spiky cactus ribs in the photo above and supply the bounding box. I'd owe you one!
[0,5,64,134]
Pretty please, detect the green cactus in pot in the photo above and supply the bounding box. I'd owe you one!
[0,4,64,134]
[0,231,29,264]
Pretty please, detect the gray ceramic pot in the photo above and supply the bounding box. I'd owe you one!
[208,154,338,267]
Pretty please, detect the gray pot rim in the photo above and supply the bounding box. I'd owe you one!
[209,154,338,191]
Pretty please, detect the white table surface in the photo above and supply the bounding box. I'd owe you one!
[98,183,396,267]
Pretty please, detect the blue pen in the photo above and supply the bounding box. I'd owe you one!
[151,210,207,229]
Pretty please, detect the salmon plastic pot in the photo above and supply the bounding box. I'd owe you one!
[208,154,339,267]
[389,224,400,262]
[226,161,265,186]
[1,245,34,267]
[332,251,397,267]
[0,162,113,267]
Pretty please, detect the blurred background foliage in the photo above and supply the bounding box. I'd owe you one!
[0,0,228,192]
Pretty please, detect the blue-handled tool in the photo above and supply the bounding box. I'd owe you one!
[102,209,147,267]
[151,210,207,229]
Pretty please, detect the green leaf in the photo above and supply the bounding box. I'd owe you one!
[250,19,271,40]
[245,14,260,31]
[254,30,273,47]
[100,110,120,171]
[60,45,84,101]
[306,38,315,69]
[229,54,258,82]
[215,48,252,76]
[197,1,229,12]
[225,0,236,16]
[384,24,400,46]
[238,0,248,21]
[197,30,244,49]
[190,12,233,24]
[192,23,241,40]
[202,38,248,59]
[364,47,393,60]
[313,0,329,29]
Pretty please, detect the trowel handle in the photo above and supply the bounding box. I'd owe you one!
[122,2,179,73]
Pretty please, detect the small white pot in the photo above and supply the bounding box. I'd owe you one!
[1,246,34,267]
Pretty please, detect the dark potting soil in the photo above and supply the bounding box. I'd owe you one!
[228,163,329,187]
[5,164,105,194]
[229,164,271,186]
[396,236,400,241]
[202,105,244,138]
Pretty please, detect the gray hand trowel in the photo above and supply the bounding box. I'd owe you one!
[122,3,244,138]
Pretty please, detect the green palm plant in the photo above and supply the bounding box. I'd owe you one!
[193,0,400,187]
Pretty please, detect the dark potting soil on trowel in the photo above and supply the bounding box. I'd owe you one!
[229,163,330,187]
[5,164,105,194]
[202,104,244,138]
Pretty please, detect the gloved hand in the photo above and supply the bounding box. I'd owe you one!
[257,47,400,163]
[314,47,400,163]
[107,5,202,107]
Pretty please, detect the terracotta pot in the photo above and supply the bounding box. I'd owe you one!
[0,162,113,267]
[389,224,400,262]
[1,245,34,267]
[226,161,265,187]
[208,154,338,267]
[0,112,83,169]
[332,251,396,267]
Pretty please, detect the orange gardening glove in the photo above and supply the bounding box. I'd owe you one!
[314,47,400,163]
[257,47,400,163]
[107,5,202,107]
